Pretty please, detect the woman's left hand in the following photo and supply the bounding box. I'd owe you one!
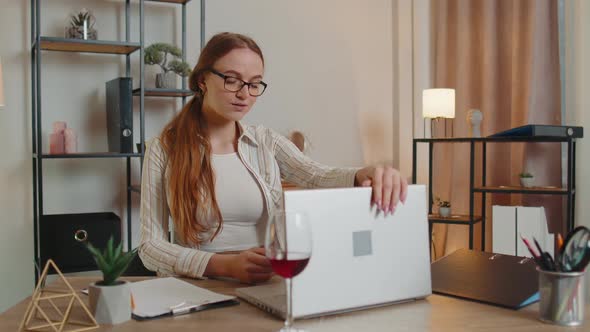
[355,166,408,216]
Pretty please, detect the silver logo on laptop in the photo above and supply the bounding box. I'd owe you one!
[353,230,372,257]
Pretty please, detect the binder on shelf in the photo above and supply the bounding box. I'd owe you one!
[489,124,583,138]
[106,77,133,153]
[492,206,554,258]
[492,206,516,256]
[517,207,554,258]
[431,249,539,309]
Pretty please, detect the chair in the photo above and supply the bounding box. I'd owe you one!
[123,255,157,276]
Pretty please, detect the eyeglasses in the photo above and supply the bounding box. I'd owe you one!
[208,69,267,97]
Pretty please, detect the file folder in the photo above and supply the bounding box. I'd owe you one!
[130,277,239,320]
[431,249,539,309]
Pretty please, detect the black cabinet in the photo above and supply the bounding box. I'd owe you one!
[40,213,121,272]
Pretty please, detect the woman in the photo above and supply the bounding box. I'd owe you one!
[139,32,408,284]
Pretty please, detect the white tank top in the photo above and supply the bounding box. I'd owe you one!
[199,152,266,252]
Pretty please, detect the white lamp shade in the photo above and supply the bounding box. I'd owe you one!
[0,57,4,108]
[422,88,455,118]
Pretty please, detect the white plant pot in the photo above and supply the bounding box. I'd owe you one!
[439,207,451,218]
[520,177,534,188]
[156,72,177,89]
[88,281,131,325]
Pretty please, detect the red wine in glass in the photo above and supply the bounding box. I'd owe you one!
[270,253,310,278]
[266,211,312,331]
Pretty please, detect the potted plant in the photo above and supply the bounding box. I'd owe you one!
[519,172,534,188]
[66,8,97,40]
[435,197,452,217]
[86,237,137,325]
[144,43,192,89]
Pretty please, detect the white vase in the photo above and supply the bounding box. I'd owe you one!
[439,207,451,217]
[88,281,131,325]
[520,177,534,188]
[156,72,177,89]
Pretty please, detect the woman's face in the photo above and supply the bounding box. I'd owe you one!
[201,48,264,123]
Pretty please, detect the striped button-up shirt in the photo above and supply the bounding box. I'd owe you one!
[139,123,359,278]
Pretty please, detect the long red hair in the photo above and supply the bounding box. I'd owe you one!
[160,32,264,246]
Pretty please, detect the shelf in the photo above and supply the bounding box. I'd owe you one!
[473,186,570,195]
[414,136,576,143]
[133,88,194,97]
[42,152,142,159]
[147,0,193,3]
[428,214,482,225]
[39,37,140,54]
[130,185,141,193]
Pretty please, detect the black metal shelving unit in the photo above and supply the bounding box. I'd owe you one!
[128,0,206,194]
[30,0,202,282]
[31,0,147,282]
[412,136,579,252]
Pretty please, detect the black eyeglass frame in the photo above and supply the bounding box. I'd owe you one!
[208,68,268,96]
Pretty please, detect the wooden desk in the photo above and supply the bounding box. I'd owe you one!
[1,277,587,331]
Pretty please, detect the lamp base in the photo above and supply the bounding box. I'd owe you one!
[429,117,454,138]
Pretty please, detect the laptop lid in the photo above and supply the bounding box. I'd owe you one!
[237,185,431,318]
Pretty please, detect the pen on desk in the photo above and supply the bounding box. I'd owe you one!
[532,237,544,256]
[533,237,556,271]
[170,301,209,316]
[519,234,548,270]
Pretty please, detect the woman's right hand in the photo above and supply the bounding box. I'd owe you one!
[228,247,274,284]
[206,247,273,284]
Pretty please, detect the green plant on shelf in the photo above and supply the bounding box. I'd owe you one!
[434,197,451,208]
[86,236,137,286]
[66,8,97,40]
[70,10,93,27]
[519,172,534,178]
[145,43,191,77]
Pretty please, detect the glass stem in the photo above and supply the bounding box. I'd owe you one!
[285,277,293,329]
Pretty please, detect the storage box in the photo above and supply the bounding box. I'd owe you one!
[40,212,121,272]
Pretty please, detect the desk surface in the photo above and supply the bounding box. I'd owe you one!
[1,277,588,332]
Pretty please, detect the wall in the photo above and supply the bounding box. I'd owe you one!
[0,0,398,312]
[202,0,394,167]
[564,0,590,298]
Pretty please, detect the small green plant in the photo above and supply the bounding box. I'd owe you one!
[70,9,94,28]
[519,172,533,178]
[434,197,451,208]
[144,43,191,77]
[86,237,137,286]
[66,8,97,40]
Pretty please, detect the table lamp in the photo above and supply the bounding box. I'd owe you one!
[0,57,4,109]
[422,88,455,138]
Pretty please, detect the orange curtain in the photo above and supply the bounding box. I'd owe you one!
[431,0,562,256]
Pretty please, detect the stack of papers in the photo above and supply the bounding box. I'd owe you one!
[130,277,238,320]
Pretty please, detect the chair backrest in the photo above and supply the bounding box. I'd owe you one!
[288,131,306,152]
[123,255,157,276]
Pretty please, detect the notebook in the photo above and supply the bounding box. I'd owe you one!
[431,249,539,309]
[130,277,238,320]
[237,186,432,319]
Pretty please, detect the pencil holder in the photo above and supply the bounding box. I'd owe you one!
[537,267,585,326]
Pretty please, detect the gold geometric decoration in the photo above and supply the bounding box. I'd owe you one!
[19,259,99,332]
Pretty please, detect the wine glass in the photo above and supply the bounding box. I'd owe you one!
[265,210,312,332]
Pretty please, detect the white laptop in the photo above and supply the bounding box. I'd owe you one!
[236,185,431,319]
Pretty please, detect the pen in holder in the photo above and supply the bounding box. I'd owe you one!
[537,267,585,326]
